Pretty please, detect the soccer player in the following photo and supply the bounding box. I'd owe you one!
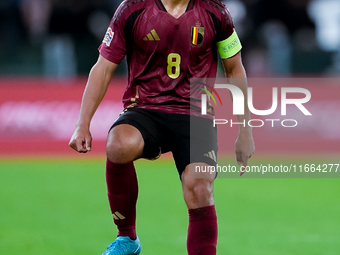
[69,0,255,254]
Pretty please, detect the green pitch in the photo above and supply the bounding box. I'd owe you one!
[0,157,339,255]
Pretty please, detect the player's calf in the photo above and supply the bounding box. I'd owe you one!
[182,163,217,255]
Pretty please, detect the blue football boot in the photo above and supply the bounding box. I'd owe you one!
[101,236,141,255]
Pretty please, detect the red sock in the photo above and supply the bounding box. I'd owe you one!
[106,159,138,240]
[187,205,218,255]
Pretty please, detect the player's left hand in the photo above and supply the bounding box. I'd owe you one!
[235,132,255,176]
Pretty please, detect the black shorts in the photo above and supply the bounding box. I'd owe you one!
[110,108,218,178]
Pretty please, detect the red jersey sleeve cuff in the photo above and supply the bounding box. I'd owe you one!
[98,44,124,65]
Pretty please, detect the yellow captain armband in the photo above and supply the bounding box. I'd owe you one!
[217,30,242,59]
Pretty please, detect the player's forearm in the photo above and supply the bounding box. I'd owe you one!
[76,62,114,129]
[226,63,252,135]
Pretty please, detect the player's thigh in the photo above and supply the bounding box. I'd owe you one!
[106,108,164,163]
[106,124,144,163]
[170,114,218,178]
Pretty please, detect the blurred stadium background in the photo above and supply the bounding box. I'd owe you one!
[0,0,339,254]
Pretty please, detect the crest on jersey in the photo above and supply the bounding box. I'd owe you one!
[191,26,204,45]
[103,27,114,47]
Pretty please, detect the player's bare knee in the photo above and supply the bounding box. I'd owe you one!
[106,137,140,163]
[182,164,214,191]
[183,174,212,195]
[183,178,214,208]
[187,178,213,196]
[106,124,144,163]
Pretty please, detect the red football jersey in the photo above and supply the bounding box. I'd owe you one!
[99,0,235,116]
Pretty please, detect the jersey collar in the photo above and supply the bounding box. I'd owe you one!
[154,0,196,12]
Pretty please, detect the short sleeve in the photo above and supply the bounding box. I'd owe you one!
[98,4,127,64]
[218,6,235,41]
[216,6,242,59]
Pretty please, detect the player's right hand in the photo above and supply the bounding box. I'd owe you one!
[69,127,92,153]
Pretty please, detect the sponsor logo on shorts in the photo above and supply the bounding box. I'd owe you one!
[204,150,217,162]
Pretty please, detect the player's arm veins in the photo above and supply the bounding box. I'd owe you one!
[77,55,118,126]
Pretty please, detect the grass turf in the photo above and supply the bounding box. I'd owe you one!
[0,157,339,255]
